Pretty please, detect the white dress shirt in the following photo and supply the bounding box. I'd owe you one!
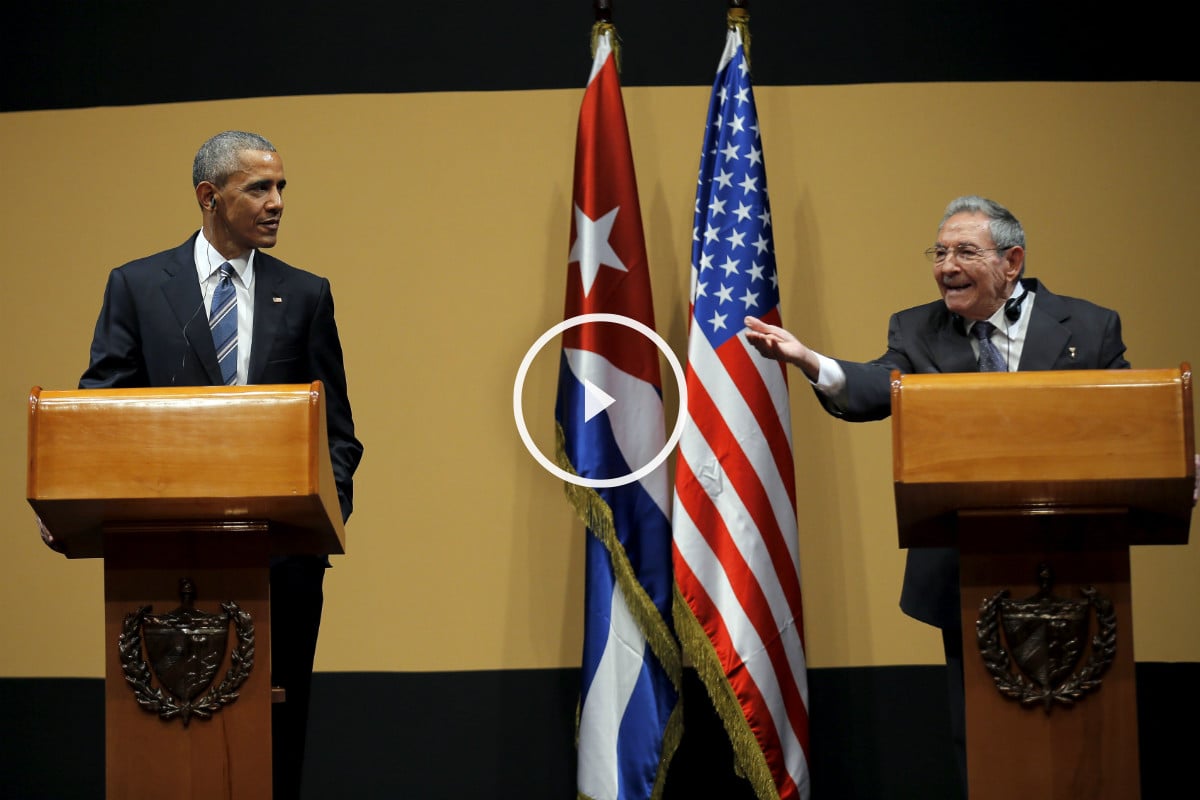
[194,231,255,384]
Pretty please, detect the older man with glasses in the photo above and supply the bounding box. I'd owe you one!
[744,194,1131,797]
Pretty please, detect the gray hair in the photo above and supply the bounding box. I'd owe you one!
[192,131,276,188]
[938,195,1026,250]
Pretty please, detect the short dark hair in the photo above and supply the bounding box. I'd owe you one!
[192,130,276,188]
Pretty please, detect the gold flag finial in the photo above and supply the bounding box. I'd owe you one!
[591,1,621,73]
[728,0,751,70]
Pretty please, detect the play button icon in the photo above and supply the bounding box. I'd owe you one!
[513,312,687,489]
[582,378,615,423]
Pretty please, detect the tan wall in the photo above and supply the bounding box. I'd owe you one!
[3,82,1198,677]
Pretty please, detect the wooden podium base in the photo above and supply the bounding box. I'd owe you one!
[103,530,273,800]
[960,542,1140,800]
[27,385,348,800]
[886,368,1192,800]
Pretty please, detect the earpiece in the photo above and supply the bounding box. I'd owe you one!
[1004,291,1027,322]
[210,197,217,210]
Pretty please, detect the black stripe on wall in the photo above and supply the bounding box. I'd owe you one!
[2,663,1194,799]
[4,2,1196,113]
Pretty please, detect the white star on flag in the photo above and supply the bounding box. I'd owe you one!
[569,204,627,296]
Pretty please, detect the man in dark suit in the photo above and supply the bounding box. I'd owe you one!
[743,195,1129,797]
[78,130,363,800]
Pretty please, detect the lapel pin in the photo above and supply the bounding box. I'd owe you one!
[1068,346,1077,359]
[272,296,282,303]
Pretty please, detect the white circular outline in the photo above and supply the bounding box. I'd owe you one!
[513,312,688,489]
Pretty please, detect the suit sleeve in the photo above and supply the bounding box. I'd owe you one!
[1100,309,1132,369]
[79,268,150,389]
[813,312,916,423]
[307,278,364,523]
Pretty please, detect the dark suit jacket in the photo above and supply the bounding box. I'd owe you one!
[814,278,1130,629]
[79,233,364,529]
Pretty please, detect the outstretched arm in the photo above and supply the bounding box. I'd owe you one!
[744,315,822,382]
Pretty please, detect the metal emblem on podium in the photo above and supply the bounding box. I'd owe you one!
[118,577,255,725]
[976,562,1116,710]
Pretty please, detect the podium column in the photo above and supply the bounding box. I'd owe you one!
[958,516,1140,800]
[102,527,273,800]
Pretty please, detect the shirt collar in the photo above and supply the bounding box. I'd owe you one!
[193,230,256,285]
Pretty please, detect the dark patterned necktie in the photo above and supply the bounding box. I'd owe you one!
[209,263,238,385]
[971,321,1007,372]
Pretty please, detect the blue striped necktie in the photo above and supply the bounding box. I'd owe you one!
[971,321,1007,372]
[210,262,238,385]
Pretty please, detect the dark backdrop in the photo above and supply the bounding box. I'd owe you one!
[3,1,1195,113]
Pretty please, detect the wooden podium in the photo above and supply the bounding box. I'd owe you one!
[891,365,1194,800]
[27,383,345,800]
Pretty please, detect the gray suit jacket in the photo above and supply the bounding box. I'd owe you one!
[815,278,1130,628]
[79,233,364,528]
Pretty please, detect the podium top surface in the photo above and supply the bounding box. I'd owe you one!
[890,366,1195,547]
[27,383,344,559]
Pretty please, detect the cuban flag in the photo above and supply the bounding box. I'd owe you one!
[672,24,812,800]
[555,27,681,800]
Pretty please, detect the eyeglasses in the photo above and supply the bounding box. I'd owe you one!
[924,244,1011,264]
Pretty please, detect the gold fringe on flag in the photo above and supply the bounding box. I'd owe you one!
[728,6,751,71]
[673,587,779,800]
[590,21,622,74]
[557,424,683,800]
[556,424,681,683]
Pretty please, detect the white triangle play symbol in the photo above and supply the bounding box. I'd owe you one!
[582,378,616,423]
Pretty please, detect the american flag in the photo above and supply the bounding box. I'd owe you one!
[555,28,681,800]
[672,26,811,800]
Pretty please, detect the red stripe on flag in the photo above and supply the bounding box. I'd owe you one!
[683,369,806,621]
[717,335,799,510]
[672,482,806,800]
[673,452,811,751]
